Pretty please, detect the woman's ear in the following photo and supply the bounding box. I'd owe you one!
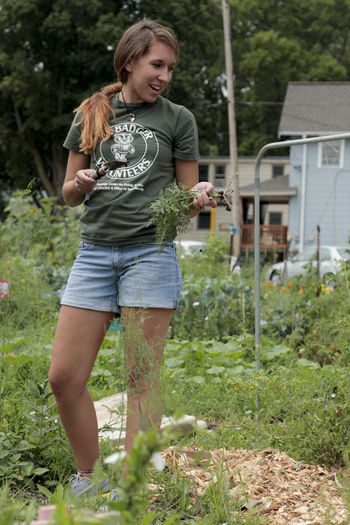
[124,60,132,73]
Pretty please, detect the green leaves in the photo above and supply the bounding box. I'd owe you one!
[148,185,223,251]
[163,335,289,387]
[147,183,195,250]
[192,376,205,384]
[261,344,291,361]
[297,358,321,369]
[206,365,225,374]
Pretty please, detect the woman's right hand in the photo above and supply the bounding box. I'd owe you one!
[74,169,96,194]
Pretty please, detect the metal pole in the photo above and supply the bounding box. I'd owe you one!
[316,225,320,297]
[222,0,240,257]
[299,136,307,252]
[316,225,320,277]
[254,132,350,410]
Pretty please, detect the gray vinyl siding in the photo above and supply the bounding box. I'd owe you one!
[289,140,350,252]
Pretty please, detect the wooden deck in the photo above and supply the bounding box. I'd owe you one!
[241,225,289,258]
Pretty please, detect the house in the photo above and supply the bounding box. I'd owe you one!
[181,156,291,248]
[279,82,350,252]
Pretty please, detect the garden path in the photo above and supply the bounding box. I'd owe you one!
[94,393,207,444]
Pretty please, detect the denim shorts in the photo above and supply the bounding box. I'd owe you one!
[61,241,182,314]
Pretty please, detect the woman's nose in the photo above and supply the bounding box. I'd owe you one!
[158,68,172,83]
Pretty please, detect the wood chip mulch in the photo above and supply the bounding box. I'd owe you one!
[150,445,349,524]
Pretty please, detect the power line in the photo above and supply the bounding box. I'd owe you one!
[190,99,350,112]
[190,99,284,111]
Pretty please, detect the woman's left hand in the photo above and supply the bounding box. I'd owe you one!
[192,182,217,211]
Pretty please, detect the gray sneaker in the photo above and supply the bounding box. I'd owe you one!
[97,489,120,512]
[68,474,110,497]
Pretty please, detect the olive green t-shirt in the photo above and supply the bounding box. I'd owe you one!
[63,95,199,245]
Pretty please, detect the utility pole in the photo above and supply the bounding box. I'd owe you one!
[222,0,240,257]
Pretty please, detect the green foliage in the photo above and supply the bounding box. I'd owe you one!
[2,200,350,522]
[0,0,132,200]
[2,0,350,204]
[170,273,254,339]
[0,0,223,201]
[24,380,61,454]
[148,183,195,250]
[0,379,68,488]
[231,0,350,155]
[148,184,220,251]
[1,188,80,268]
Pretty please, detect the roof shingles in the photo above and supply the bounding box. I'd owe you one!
[240,175,296,196]
[278,82,350,136]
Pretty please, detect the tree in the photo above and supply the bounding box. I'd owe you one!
[230,0,350,154]
[0,0,225,204]
[0,0,134,202]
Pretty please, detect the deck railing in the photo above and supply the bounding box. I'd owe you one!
[242,225,288,250]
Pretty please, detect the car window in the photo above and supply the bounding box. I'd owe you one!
[336,248,350,260]
[294,249,316,262]
[319,248,331,260]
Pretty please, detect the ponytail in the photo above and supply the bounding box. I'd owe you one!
[74,83,122,154]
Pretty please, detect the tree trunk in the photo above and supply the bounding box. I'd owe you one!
[27,142,56,197]
[12,92,56,197]
[52,144,66,204]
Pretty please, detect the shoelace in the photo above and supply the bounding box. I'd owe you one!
[68,473,92,487]
[68,474,80,484]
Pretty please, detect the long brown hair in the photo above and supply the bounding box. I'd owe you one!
[75,20,179,154]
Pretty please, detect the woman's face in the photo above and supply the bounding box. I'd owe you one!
[123,40,176,103]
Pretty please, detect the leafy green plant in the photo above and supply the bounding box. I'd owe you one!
[38,430,180,525]
[0,430,48,486]
[148,184,221,250]
[1,189,80,267]
[24,380,61,455]
[147,183,197,249]
[170,273,254,340]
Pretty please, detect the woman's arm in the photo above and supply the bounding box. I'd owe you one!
[175,158,217,217]
[62,151,95,207]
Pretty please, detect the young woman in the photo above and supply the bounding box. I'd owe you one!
[49,19,217,498]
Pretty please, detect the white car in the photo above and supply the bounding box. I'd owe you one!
[266,246,350,284]
[175,240,207,258]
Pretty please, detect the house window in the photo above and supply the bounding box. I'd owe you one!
[197,211,211,229]
[269,212,282,225]
[198,164,209,182]
[318,140,343,168]
[272,165,284,177]
[214,165,226,187]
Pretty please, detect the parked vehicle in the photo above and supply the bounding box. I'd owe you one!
[266,246,350,284]
[175,240,207,258]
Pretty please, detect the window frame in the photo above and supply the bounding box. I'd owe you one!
[272,165,284,178]
[214,165,226,187]
[198,164,209,182]
[197,210,211,229]
[317,139,344,169]
[269,212,282,225]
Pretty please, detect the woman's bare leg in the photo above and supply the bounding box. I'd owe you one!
[49,306,114,471]
[121,307,173,474]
